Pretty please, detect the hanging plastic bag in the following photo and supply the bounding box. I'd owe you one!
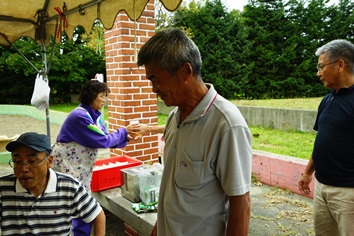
[31,73,50,111]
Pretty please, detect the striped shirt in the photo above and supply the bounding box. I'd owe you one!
[0,168,102,236]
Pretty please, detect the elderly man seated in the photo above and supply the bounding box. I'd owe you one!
[0,132,105,235]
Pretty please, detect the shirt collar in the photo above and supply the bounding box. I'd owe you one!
[331,84,354,95]
[80,104,101,122]
[15,168,58,194]
[175,83,217,124]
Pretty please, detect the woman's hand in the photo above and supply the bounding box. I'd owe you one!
[126,123,141,140]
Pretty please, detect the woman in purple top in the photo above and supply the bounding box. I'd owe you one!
[51,80,140,236]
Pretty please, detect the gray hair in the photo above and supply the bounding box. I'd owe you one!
[137,28,202,76]
[315,39,354,73]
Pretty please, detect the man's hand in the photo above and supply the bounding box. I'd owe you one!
[150,222,157,236]
[298,173,312,195]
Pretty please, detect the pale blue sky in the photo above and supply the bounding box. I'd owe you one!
[192,0,339,12]
[224,0,339,11]
[223,0,246,11]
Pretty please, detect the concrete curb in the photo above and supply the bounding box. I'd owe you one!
[157,101,318,133]
[252,150,313,199]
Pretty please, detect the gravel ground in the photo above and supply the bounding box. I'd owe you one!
[0,114,61,144]
[0,114,315,236]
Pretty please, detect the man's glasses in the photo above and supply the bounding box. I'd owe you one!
[317,60,339,72]
[9,156,47,169]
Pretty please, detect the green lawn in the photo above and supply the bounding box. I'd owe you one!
[231,97,322,110]
[50,103,168,125]
[230,98,321,159]
[250,126,315,159]
[50,99,321,160]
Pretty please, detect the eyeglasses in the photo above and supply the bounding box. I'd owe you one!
[317,60,339,71]
[9,156,47,169]
[98,94,107,100]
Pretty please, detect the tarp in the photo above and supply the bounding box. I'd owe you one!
[0,0,182,46]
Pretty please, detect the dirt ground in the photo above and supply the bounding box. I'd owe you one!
[0,114,314,235]
[0,114,61,144]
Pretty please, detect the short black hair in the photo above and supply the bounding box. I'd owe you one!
[78,80,110,105]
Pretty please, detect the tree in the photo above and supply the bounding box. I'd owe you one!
[0,39,43,104]
[155,0,176,31]
[242,0,302,98]
[0,30,106,104]
[3,0,354,102]
[326,0,354,40]
[168,0,334,99]
[172,0,251,99]
[286,0,333,97]
[81,21,106,56]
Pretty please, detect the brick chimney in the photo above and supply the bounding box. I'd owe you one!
[104,1,159,163]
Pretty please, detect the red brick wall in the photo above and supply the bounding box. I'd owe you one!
[104,0,159,162]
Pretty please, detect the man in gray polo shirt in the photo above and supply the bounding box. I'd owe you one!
[138,28,252,236]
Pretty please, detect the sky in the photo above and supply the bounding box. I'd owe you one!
[221,0,339,11]
[184,0,247,11]
[223,0,247,11]
[183,0,341,13]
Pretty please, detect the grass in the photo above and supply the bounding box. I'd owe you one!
[251,126,315,159]
[50,98,321,160]
[231,97,322,110]
[50,103,168,125]
[50,103,79,113]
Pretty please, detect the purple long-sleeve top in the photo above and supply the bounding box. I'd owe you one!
[56,104,128,149]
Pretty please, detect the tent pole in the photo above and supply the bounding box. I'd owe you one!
[40,41,51,143]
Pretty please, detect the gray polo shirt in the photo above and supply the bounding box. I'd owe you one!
[157,84,252,236]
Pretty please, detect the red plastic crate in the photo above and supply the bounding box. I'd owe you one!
[90,155,142,192]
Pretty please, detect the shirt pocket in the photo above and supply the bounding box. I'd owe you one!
[174,152,205,190]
